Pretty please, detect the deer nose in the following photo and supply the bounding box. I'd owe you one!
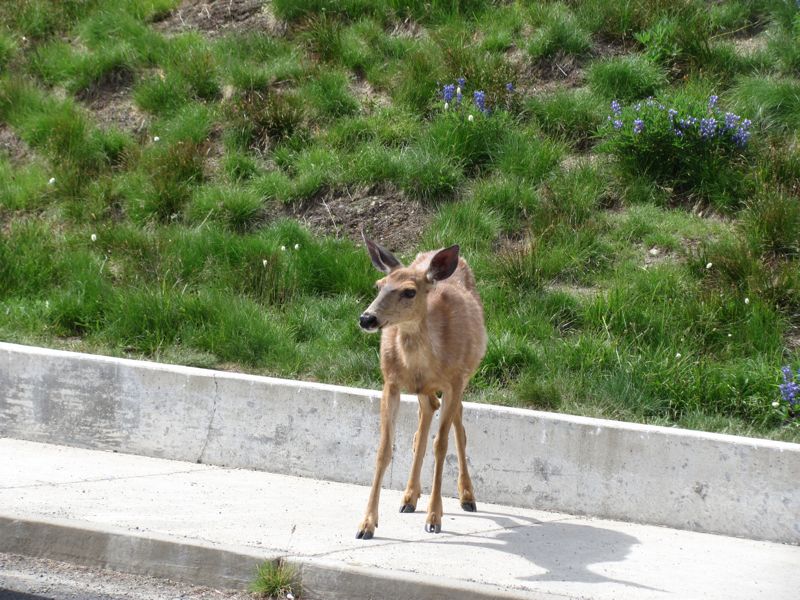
[359,313,379,330]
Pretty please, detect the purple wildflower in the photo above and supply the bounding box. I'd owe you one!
[457,77,466,88]
[613,119,623,130]
[443,84,455,103]
[473,90,486,113]
[724,112,740,130]
[668,108,678,120]
[610,100,622,116]
[506,82,514,93]
[700,117,717,138]
[674,129,684,137]
[779,365,800,407]
[708,95,718,110]
[633,119,644,134]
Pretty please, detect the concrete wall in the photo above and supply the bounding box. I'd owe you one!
[2,342,798,544]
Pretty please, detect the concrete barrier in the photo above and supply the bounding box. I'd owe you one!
[2,342,798,544]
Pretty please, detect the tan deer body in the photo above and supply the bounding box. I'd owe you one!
[357,239,487,539]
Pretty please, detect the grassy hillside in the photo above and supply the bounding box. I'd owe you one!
[1,0,799,441]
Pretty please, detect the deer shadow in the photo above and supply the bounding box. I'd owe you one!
[427,510,664,592]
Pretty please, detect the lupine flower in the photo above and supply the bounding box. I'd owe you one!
[668,108,678,120]
[473,90,486,113]
[506,82,514,93]
[724,112,740,130]
[779,366,800,407]
[613,119,623,130]
[700,117,718,138]
[708,95,718,110]
[611,100,622,116]
[442,84,455,103]
[633,119,644,134]
[457,77,466,87]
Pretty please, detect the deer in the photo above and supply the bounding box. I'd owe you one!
[356,236,487,539]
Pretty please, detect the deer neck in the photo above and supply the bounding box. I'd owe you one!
[396,315,430,352]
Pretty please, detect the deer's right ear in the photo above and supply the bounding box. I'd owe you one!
[363,235,402,274]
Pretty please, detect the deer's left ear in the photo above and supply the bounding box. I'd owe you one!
[426,245,460,282]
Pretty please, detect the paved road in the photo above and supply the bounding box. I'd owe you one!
[0,553,256,600]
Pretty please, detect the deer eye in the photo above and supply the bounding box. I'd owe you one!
[401,289,416,299]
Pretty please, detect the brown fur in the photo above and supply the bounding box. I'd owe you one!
[356,241,487,539]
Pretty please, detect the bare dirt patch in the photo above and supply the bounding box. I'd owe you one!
[731,35,768,56]
[786,327,800,351]
[350,78,391,113]
[507,48,585,95]
[545,282,602,299]
[287,185,431,252]
[79,79,150,136]
[0,124,32,165]
[154,0,285,38]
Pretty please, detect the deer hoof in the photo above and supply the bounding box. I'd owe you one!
[356,529,374,540]
[424,523,441,534]
[399,503,416,513]
[461,501,477,512]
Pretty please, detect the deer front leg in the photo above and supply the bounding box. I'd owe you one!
[356,383,400,540]
[400,394,436,513]
[453,403,477,512]
[426,387,461,533]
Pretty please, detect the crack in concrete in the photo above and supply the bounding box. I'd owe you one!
[197,375,220,464]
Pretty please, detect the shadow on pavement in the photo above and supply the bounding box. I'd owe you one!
[439,510,666,593]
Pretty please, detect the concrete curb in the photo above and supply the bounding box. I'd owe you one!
[2,342,799,544]
[0,516,556,600]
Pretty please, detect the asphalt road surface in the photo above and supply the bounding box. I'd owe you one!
[0,553,256,600]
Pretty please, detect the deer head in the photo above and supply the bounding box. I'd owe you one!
[359,237,460,332]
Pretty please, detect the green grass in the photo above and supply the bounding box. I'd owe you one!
[1,0,799,442]
[587,55,668,102]
[251,560,300,599]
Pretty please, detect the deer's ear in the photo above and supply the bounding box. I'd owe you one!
[363,235,402,274]
[427,245,460,282]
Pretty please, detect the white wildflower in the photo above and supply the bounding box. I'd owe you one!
[706,262,713,269]
[444,102,449,110]
[262,259,268,268]
[649,247,659,256]
[48,177,56,185]
[153,136,160,142]
[294,243,300,250]
[771,401,780,408]
[744,297,750,305]
[280,245,286,251]
[456,86,461,96]
[90,234,97,242]
[675,353,682,359]
[468,114,474,122]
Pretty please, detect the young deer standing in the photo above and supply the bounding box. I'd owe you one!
[356,237,487,539]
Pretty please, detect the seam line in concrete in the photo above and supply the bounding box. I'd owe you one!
[0,468,212,491]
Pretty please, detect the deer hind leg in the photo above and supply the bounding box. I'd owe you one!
[400,394,436,513]
[453,403,477,512]
[356,383,400,540]
[425,386,461,533]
